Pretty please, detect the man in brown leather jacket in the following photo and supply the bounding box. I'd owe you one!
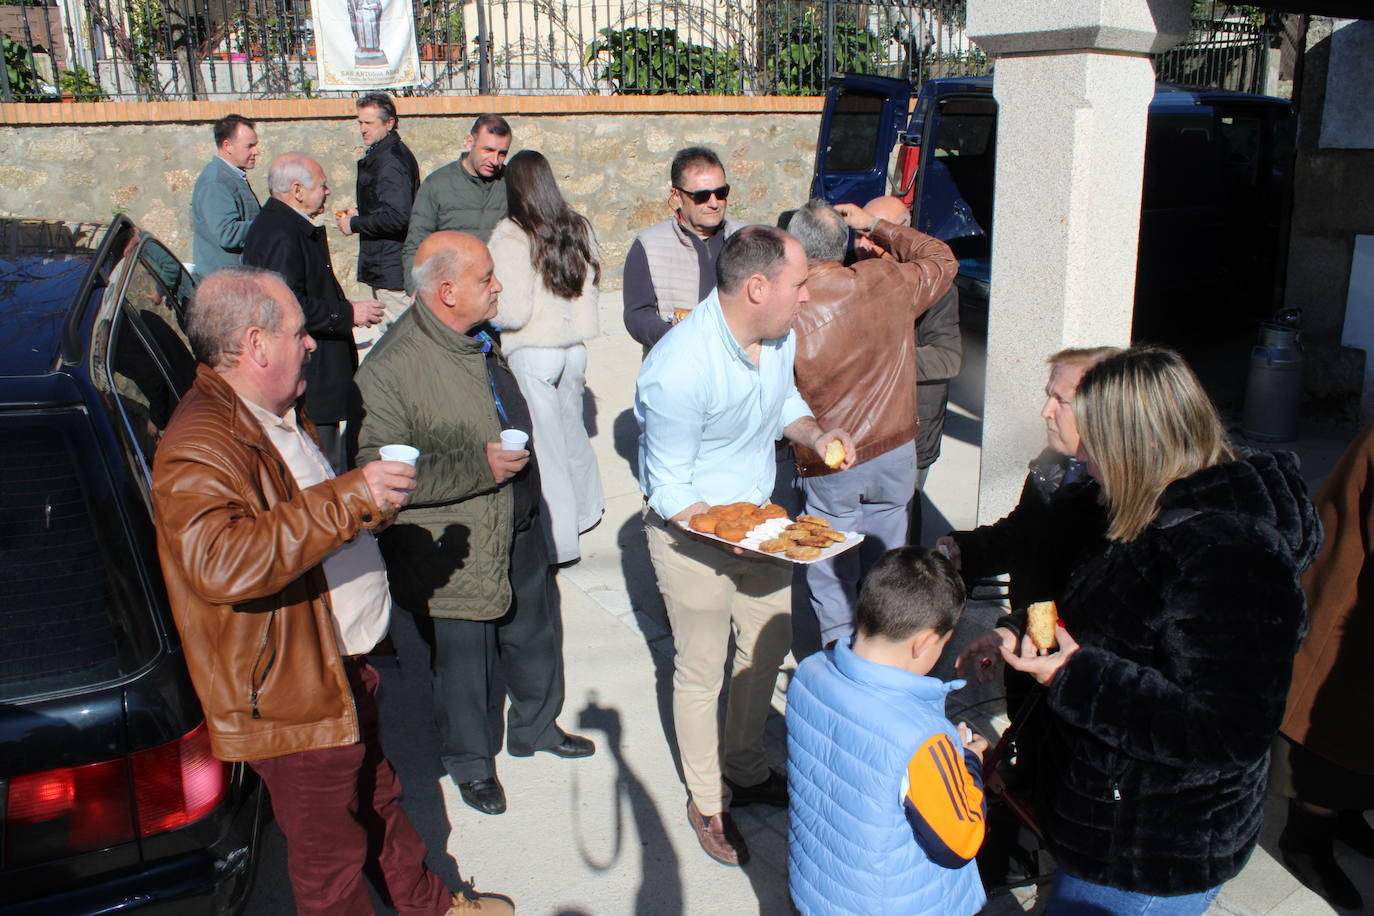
[789,199,957,650]
[151,266,512,916]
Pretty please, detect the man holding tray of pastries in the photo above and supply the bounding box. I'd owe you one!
[634,225,853,868]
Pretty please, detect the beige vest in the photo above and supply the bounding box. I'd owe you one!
[637,216,742,321]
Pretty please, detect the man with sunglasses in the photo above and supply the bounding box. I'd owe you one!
[623,146,742,350]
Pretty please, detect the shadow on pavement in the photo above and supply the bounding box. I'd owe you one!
[573,693,684,916]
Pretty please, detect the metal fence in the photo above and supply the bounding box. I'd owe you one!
[0,0,1272,102]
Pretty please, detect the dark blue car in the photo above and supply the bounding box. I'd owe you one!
[812,74,1292,340]
[0,217,264,914]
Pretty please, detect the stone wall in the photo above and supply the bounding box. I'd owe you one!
[1282,18,1374,420]
[0,102,824,298]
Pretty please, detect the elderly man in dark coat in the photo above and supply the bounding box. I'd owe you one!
[1274,421,1374,910]
[243,152,385,472]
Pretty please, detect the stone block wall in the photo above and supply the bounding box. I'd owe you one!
[0,97,825,299]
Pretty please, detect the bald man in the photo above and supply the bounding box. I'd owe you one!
[355,231,593,818]
[242,152,385,472]
[859,196,964,537]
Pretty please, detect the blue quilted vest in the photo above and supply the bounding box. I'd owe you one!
[787,642,987,916]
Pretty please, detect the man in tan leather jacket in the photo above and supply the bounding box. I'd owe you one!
[151,266,512,915]
[789,199,957,650]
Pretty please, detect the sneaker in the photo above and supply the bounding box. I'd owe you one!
[445,889,515,914]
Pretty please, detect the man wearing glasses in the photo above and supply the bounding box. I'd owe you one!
[622,146,742,350]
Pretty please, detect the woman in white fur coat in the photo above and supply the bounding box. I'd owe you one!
[488,150,603,563]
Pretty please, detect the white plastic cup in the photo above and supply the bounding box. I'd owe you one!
[378,444,420,467]
[500,429,530,451]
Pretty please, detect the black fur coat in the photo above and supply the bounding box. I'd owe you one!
[1043,450,1321,895]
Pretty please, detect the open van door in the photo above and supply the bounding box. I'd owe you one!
[810,74,913,206]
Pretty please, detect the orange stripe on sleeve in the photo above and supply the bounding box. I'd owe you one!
[904,734,986,863]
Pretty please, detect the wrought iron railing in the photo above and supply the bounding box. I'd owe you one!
[0,0,1273,103]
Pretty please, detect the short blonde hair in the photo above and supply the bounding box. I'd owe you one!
[1075,347,1234,542]
[1046,346,1122,372]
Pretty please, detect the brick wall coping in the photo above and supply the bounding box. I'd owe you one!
[0,94,826,126]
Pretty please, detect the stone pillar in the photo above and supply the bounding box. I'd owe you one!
[966,0,1190,526]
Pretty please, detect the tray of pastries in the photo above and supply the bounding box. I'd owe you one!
[677,502,863,565]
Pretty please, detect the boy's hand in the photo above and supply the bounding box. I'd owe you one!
[958,721,988,756]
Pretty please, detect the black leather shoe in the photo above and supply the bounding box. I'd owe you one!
[510,730,596,759]
[456,777,506,815]
[724,769,788,807]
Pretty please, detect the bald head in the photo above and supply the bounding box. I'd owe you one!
[413,230,503,333]
[865,195,911,227]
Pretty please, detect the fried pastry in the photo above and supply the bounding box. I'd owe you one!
[715,523,748,542]
[1027,600,1059,651]
[797,515,832,528]
[758,538,790,553]
[786,545,822,561]
[823,440,847,469]
[690,514,718,534]
[796,536,834,548]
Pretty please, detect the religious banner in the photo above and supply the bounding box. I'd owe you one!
[312,0,421,90]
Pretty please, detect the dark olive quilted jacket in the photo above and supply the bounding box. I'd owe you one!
[355,301,514,620]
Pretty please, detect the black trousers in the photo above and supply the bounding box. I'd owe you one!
[427,521,565,782]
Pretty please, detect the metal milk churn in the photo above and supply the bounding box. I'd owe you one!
[1242,313,1304,442]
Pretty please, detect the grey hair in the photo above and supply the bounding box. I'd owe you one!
[412,247,464,297]
[187,266,286,368]
[267,153,318,194]
[788,198,848,263]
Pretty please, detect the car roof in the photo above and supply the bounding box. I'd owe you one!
[922,75,1288,107]
[0,219,116,378]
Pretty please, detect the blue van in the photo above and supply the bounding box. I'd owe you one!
[811,74,1292,340]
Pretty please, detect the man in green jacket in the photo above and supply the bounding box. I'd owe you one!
[401,114,512,293]
[357,230,594,817]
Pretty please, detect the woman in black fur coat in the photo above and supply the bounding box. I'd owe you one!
[1001,347,1321,914]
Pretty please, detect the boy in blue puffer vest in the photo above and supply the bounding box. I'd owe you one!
[788,546,988,916]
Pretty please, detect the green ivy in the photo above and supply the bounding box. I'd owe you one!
[762,13,888,95]
[59,64,106,101]
[2,35,46,100]
[584,27,741,95]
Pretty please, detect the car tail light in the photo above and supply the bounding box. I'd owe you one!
[897,142,921,208]
[5,759,134,865]
[131,722,227,836]
[3,722,228,867]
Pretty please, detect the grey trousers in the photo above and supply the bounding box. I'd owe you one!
[800,440,918,646]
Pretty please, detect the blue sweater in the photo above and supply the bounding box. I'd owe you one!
[788,641,987,916]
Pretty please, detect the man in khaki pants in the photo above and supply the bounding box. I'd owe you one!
[634,225,853,867]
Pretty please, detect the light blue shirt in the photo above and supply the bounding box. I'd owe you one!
[635,290,812,520]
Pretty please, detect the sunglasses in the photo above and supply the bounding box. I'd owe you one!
[675,184,730,205]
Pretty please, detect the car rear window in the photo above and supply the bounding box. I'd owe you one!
[0,414,158,701]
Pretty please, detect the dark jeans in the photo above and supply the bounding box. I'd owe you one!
[249,660,451,916]
[425,521,565,782]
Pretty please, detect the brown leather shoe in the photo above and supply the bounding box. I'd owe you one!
[445,889,515,914]
[686,799,750,867]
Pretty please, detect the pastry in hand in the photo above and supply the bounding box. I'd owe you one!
[1027,601,1059,651]
[823,439,847,469]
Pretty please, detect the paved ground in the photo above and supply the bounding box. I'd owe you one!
[247,294,1372,915]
